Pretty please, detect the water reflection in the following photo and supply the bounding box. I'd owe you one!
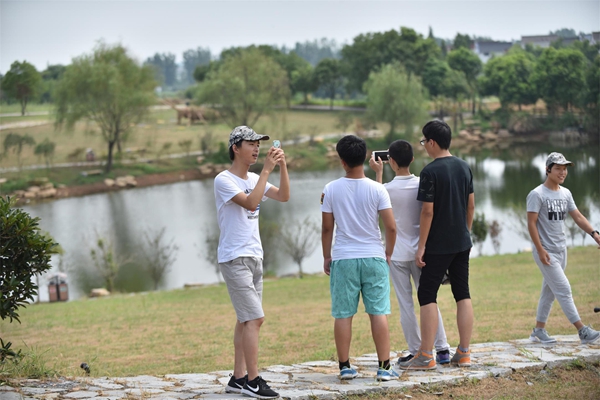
[25,142,599,301]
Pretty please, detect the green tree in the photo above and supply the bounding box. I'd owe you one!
[140,228,179,290]
[39,64,66,103]
[34,138,56,169]
[197,48,289,126]
[55,43,156,173]
[2,133,36,171]
[145,53,177,87]
[447,47,482,113]
[453,33,472,50]
[1,61,42,115]
[364,63,428,141]
[291,64,318,104]
[315,58,343,110]
[531,47,587,115]
[422,57,451,117]
[441,68,469,132]
[583,55,600,134]
[0,196,57,323]
[479,51,537,110]
[182,47,212,84]
[471,212,489,256]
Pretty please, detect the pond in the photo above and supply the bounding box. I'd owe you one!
[26,141,599,301]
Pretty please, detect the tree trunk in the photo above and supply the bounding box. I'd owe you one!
[105,139,116,173]
[20,99,26,116]
[330,93,334,110]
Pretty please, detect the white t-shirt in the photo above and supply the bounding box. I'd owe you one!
[526,184,577,252]
[214,170,272,263]
[384,175,421,262]
[321,177,392,260]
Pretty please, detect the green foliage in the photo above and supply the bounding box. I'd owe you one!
[479,51,537,110]
[447,47,482,89]
[140,228,179,290]
[89,234,129,293]
[341,27,440,92]
[314,58,343,109]
[3,133,36,171]
[182,47,212,84]
[34,138,56,168]
[196,48,290,127]
[0,343,57,379]
[0,196,57,323]
[531,47,587,114]
[291,64,318,104]
[453,33,472,49]
[39,64,66,103]
[1,61,42,115]
[471,212,489,255]
[364,63,428,141]
[54,42,157,173]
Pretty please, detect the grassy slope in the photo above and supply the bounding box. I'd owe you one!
[1,247,598,377]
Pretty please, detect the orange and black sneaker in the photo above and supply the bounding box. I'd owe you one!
[398,351,436,370]
[450,348,471,367]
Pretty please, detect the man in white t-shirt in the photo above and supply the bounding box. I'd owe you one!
[321,134,399,381]
[214,126,289,399]
[369,140,451,367]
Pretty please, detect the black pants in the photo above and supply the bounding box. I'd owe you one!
[417,249,471,307]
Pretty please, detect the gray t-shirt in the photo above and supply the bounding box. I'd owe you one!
[526,184,577,251]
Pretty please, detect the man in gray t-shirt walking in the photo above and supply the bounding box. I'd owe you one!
[526,152,600,345]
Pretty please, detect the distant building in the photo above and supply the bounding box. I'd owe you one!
[473,41,513,63]
[521,35,560,48]
[591,32,600,44]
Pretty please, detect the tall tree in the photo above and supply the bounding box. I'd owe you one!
[453,33,472,49]
[293,38,341,66]
[315,58,343,110]
[1,61,42,115]
[55,43,156,173]
[39,64,66,103]
[479,51,537,110]
[364,62,428,141]
[447,47,482,113]
[291,64,318,104]
[182,47,212,84]
[197,48,289,127]
[145,53,177,87]
[531,47,587,114]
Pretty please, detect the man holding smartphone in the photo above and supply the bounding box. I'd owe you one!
[214,126,289,399]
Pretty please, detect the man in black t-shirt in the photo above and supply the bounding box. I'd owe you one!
[398,120,475,371]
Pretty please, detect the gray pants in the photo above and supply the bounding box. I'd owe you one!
[389,260,450,355]
[533,248,581,324]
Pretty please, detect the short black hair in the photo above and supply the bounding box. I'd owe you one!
[422,120,452,150]
[229,140,242,161]
[336,135,366,168]
[388,140,413,168]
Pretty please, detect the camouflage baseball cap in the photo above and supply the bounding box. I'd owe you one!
[546,152,573,167]
[228,126,270,149]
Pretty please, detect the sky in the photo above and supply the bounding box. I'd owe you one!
[1,0,599,74]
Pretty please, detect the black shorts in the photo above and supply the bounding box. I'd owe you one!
[417,249,471,306]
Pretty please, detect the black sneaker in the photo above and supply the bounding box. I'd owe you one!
[398,353,414,363]
[225,373,247,393]
[241,376,279,399]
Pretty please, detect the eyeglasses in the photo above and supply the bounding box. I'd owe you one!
[420,139,427,146]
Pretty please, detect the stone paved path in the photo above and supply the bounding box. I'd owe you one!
[2,335,599,400]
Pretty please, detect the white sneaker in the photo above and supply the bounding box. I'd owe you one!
[529,328,557,344]
[579,326,600,344]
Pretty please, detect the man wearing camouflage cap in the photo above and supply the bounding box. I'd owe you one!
[214,126,289,399]
[526,152,600,345]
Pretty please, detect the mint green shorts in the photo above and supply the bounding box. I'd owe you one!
[330,257,391,319]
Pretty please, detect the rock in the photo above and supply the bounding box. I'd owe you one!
[41,182,54,190]
[24,191,37,199]
[196,156,205,164]
[38,188,57,198]
[198,165,213,175]
[104,179,115,187]
[13,190,26,197]
[115,178,128,187]
[0,178,7,184]
[497,129,511,138]
[459,130,471,138]
[482,132,498,141]
[89,288,110,297]
[27,186,41,193]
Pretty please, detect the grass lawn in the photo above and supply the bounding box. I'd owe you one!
[1,247,598,379]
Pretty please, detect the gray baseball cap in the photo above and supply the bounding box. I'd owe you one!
[228,126,270,149]
[546,152,573,168]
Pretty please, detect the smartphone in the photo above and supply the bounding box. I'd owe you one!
[373,150,388,161]
[273,140,281,148]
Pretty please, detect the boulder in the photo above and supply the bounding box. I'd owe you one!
[38,188,57,198]
[27,186,41,193]
[41,182,54,190]
[482,132,498,141]
[89,288,110,297]
[24,191,37,199]
[29,177,48,186]
[104,179,115,187]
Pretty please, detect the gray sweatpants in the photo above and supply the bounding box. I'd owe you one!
[389,260,450,355]
[533,248,581,324]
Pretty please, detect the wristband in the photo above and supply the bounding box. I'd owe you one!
[590,230,599,238]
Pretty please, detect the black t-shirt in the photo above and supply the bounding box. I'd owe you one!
[417,156,474,254]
